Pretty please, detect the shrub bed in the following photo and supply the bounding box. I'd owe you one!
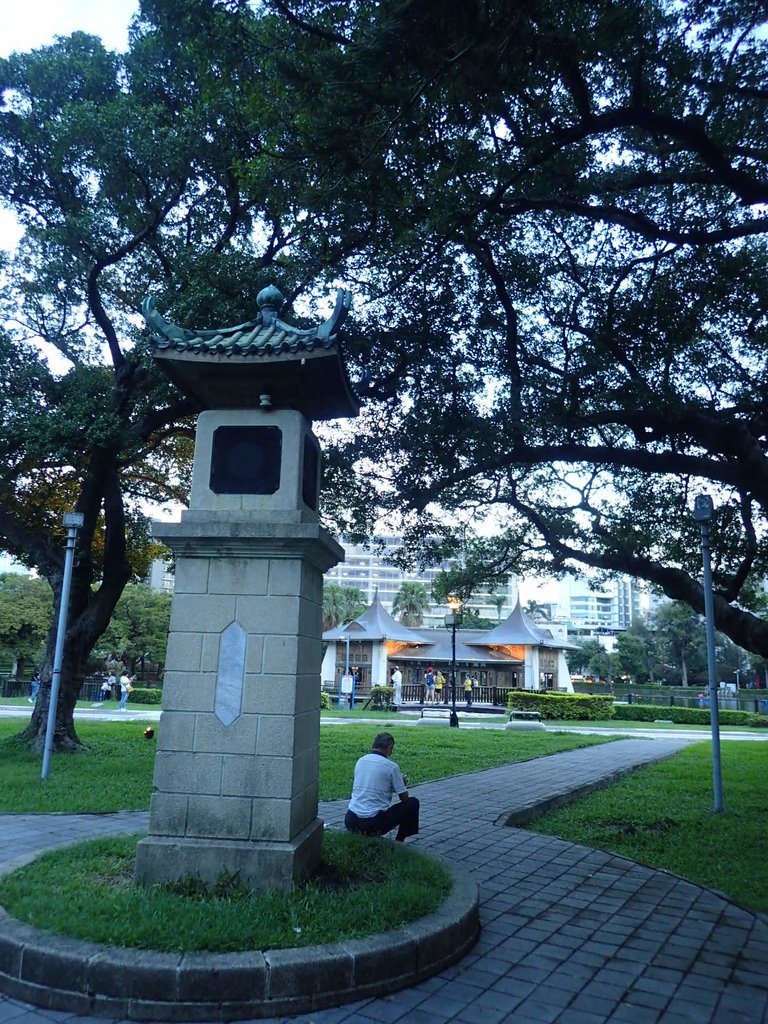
[129,686,162,705]
[613,703,768,728]
[369,685,395,709]
[507,691,615,720]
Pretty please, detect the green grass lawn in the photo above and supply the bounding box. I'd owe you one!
[0,831,451,951]
[0,718,612,812]
[531,739,768,913]
[2,716,766,913]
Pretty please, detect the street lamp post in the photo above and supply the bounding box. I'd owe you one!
[693,494,725,814]
[41,511,85,781]
[444,594,461,728]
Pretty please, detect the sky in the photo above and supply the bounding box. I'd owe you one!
[0,0,138,57]
[0,1,139,249]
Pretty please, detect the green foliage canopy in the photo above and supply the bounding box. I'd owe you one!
[0,573,52,670]
[256,0,768,657]
[97,583,172,672]
[391,581,430,626]
[0,6,326,746]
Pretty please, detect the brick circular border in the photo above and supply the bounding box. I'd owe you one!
[0,858,478,1021]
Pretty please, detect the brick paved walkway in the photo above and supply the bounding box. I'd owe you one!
[1,737,766,1024]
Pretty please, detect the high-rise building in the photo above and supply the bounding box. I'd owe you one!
[520,575,645,637]
[324,536,517,627]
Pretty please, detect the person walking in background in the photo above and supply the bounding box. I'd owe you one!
[390,665,403,709]
[119,671,134,711]
[424,666,436,704]
[92,674,114,707]
[464,674,474,706]
[435,669,445,703]
[344,732,420,842]
[28,670,40,704]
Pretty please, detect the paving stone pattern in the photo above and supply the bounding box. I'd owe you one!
[1,738,766,1024]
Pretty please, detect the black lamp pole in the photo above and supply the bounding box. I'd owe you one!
[445,595,461,728]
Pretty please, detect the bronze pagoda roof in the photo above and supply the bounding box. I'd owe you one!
[142,285,360,420]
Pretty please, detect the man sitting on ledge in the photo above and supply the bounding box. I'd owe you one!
[344,732,420,842]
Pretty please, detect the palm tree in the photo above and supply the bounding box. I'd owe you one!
[323,583,366,631]
[490,592,507,621]
[392,581,430,626]
[524,599,550,622]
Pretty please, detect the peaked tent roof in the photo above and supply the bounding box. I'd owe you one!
[323,591,428,644]
[479,598,579,650]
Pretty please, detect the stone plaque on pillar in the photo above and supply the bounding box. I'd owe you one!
[134,285,359,892]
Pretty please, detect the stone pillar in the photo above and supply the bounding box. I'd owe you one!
[134,409,342,893]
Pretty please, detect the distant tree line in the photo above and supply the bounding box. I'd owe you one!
[569,602,768,688]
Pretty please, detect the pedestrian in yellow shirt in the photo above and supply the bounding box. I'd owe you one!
[435,670,445,703]
[464,675,474,707]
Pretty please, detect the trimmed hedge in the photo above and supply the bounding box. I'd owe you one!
[507,691,615,720]
[320,690,331,710]
[369,685,395,710]
[614,703,768,728]
[129,687,162,705]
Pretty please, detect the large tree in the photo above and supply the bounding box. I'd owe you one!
[257,0,768,656]
[0,6,328,750]
[5,0,768,758]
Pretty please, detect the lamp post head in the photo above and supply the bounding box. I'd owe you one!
[445,593,463,628]
[693,494,714,523]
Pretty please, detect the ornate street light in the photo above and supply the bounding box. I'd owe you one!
[444,594,462,728]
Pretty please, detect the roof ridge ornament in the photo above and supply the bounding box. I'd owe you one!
[256,285,285,326]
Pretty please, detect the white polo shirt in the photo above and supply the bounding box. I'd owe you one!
[348,752,406,817]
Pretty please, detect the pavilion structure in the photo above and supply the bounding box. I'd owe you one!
[322,593,576,695]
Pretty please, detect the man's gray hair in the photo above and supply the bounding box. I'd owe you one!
[372,732,395,751]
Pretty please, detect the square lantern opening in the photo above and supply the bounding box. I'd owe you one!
[210,425,282,494]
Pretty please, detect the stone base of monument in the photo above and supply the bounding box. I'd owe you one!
[134,819,323,894]
[0,859,479,1022]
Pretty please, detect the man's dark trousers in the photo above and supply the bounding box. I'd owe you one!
[345,797,420,841]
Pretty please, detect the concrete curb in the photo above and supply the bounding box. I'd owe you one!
[0,858,479,1021]
[497,747,683,826]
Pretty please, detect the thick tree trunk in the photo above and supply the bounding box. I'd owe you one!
[23,618,94,753]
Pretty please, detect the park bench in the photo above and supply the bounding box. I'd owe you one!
[416,707,455,726]
[506,709,545,731]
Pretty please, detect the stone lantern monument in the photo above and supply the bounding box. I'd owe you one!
[134,285,359,893]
